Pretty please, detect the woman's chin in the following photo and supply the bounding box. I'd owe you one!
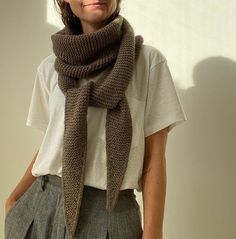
[84,14,108,24]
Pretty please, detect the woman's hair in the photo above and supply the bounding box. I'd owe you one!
[53,0,122,34]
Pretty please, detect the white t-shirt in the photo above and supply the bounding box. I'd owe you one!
[26,44,187,192]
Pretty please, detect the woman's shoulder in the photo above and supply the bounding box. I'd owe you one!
[36,53,57,92]
[139,43,167,68]
[37,53,56,75]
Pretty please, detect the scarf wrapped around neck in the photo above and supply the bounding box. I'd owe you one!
[51,14,144,238]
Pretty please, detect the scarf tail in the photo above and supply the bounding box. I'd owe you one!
[62,87,90,238]
[105,98,133,210]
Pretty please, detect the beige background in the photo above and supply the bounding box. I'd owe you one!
[1,0,236,238]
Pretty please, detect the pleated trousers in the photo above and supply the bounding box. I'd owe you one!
[4,174,143,239]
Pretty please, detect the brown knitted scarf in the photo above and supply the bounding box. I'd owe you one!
[51,14,143,238]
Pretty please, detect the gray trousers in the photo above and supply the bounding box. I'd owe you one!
[5,174,143,239]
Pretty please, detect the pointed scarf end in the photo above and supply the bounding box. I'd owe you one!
[106,202,113,212]
[65,220,77,239]
[106,195,118,212]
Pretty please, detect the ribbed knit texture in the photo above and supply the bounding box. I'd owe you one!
[51,14,143,239]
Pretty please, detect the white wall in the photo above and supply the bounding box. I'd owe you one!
[1,1,236,238]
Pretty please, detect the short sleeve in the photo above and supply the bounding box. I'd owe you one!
[26,68,50,133]
[144,60,187,137]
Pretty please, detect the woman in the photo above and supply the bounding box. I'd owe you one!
[4,0,187,238]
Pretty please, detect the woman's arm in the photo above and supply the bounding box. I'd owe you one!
[141,126,169,239]
[5,150,39,215]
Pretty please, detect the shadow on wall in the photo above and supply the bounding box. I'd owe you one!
[166,56,236,239]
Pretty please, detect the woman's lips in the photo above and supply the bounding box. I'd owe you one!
[84,2,106,6]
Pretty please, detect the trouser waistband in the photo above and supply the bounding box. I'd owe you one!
[39,174,135,196]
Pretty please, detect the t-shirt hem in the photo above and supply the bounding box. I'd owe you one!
[144,117,187,137]
[26,120,47,134]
